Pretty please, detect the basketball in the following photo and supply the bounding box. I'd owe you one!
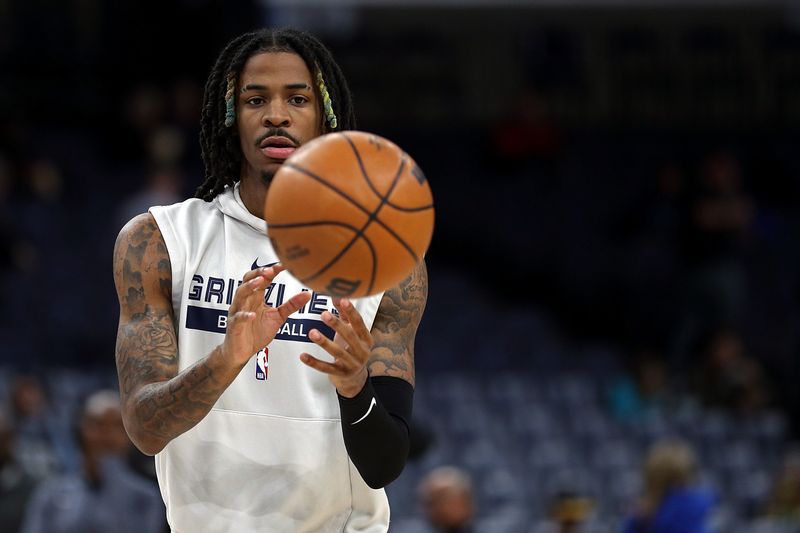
[264,131,434,298]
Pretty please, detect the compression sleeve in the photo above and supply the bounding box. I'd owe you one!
[337,375,414,489]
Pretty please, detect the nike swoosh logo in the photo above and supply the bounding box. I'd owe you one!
[351,397,376,426]
[251,258,279,271]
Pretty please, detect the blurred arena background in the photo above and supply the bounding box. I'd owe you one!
[3,0,800,531]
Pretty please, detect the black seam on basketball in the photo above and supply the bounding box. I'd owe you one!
[300,197,385,286]
[283,162,419,263]
[279,156,408,292]
[337,136,418,264]
[383,203,434,213]
[298,231,377,293]
[355,155,406,293]
[270,220,369,288]
[269,220,361,230]
[341,132,433,212]
[341,132,385,202]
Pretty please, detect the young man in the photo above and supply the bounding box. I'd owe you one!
[113,28,427,533]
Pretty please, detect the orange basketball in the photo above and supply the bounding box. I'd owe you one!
[264,131,434,298]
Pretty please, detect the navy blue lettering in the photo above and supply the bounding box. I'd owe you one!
[186,305,227,333]
[205,277,225,304]
[188,275,203,301]
[275,284,285,306]
[226,278,236,305]
[308,292,328,315]
[264,283,276,307]
[298,288,310,313]
[185,305,332,342]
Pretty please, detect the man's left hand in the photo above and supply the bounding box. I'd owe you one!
[300,298,373,397]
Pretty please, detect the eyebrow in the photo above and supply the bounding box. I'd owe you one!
[241,83,312,92]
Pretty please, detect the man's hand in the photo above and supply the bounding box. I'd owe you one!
[300,298,374,397]
[222,265,312,367]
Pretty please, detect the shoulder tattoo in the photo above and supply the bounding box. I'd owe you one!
[113,214,177,397]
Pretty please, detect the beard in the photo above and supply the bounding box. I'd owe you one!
[260,169,276,186]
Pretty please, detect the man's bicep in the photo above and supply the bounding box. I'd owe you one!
[367,261,428,387]
[113,213,178,401]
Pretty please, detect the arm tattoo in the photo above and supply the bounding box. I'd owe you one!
[368,261,428,386]
[113,214,236,453]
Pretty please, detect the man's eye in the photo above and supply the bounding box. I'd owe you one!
[247,97,264,105]
[289,96,308,105]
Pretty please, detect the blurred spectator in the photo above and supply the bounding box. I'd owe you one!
[764,448,800,525]
[489,88,562,175]
[116,166,183,228]
[693,327,770,414]
[672,151,754,366]
[9,375,75,477]
[609,352,670,425]
[147,126,187,169]
[115,84,169,162]
[532,490,597,533]
[170,79,203,130]
[14,158,68,268]
[20,390,164,533]
[622,439,717,533]
[418,466,475,533]
[0,410,37,533]
[618,162,685,345]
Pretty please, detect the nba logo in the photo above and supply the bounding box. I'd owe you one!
[255,348,269,380]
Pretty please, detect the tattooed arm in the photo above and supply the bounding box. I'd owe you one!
[299,262,427,488]
[300,261,428,392]
[113,213,310,455]
[368,261,428,385]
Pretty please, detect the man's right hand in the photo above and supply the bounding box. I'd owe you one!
[221,265,312,367]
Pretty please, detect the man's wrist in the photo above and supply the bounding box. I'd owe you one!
[210,344,248,377]
[335,368,369,398]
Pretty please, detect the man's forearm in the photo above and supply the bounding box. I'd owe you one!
[125,345,245,455]
[338,376,414,489]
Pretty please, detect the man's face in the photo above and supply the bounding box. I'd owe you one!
[236,51,322,184]
[424,485,473,529]
[82,408,130,456]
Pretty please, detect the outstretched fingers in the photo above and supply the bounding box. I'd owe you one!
[229,265,285,314]
[275,291,312,321]
[299,351,345,376]
[300,330,357,375]
[333,298,374,348]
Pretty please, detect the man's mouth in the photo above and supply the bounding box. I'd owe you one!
[259,136,297,160]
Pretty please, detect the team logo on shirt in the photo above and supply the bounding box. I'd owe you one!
[255,348,269,380]
[251,258,279,270]
[183,258,337,344]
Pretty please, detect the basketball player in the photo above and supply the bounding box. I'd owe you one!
[112,28,427,533]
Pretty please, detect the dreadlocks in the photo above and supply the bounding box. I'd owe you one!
[196,28,356,201]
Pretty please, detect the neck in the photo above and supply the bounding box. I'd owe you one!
[239,175,269,220]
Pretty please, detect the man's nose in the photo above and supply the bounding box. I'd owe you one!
[262,101,290,128]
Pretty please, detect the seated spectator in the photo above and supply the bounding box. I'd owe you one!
[622,439,716,533]
[0,410,37,533]
[532,490,596,533]
[418,466,475,533]
[764,448,800,525]
[609,352,670,424]
[10,375,75,477]
[20,390,164,533]
[694,327,769,414]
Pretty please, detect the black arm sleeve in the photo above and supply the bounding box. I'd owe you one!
[337,375,414,489]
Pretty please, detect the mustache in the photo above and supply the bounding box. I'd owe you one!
[254,128,301,148]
